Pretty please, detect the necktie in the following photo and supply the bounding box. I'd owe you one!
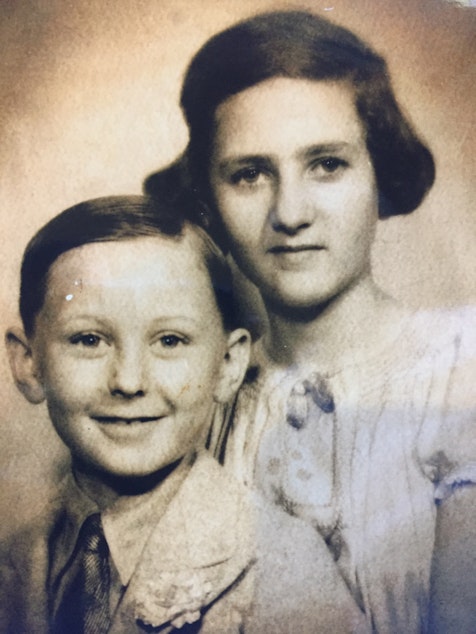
[53,513,111,634]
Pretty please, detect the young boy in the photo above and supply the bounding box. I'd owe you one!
[1,195,364,633]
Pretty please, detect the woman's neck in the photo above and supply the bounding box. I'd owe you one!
[263,277,404,373]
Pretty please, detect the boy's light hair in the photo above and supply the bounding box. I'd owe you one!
[20,195,239,337]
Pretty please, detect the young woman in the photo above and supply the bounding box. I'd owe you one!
[145,11,476,633]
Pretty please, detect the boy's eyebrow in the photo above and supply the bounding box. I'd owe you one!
[146,315,209,330]
[51,314,113,328]
[53,314,207,330]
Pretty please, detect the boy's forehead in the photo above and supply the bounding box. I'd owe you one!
[46,232,208,292]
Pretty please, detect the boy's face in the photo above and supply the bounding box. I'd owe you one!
[24,231,248,480]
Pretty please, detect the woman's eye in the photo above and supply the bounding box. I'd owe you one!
[230,167,264,185]
[310,157,348,177]
[70,333,102,347]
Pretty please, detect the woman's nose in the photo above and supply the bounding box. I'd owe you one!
[270,174,314,234]
[108,347,147,398]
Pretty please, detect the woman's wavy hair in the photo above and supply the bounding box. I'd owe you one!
[145,10,435,239]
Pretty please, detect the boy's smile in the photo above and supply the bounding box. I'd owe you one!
[27,232,245,482]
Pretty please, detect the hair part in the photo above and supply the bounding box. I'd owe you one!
[20,195,239,336]
[145,10,435,227]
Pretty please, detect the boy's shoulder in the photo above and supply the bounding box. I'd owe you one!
[0,475,70,562]
[0,477,71,634]
[0,468,97,601]
[113,452,365,633]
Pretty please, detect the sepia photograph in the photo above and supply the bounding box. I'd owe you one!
[0,0,475,631]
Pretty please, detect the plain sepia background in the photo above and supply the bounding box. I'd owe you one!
[0,0,475,538]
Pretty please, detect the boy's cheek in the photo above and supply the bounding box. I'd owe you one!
[38,346,101,383]
[29,338,62,379]
[39,367,95,410]
[28,347,48,388]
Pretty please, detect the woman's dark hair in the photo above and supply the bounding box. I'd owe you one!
[145,10,435,227]
[20,195,239,336]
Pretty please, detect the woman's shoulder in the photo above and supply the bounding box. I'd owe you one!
[413,305,476,487]
[407,305,476,408]
[377,303,476,385]
[408,304,476,356]
[432,304,476,396]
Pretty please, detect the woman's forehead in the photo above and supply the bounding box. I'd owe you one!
[212,77,364,157]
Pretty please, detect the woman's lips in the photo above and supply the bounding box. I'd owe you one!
[267,244,325,269]
[268,244,325,253]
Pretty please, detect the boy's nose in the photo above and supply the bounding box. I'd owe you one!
[108,348,147,398]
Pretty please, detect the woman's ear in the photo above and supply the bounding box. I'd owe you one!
[213,328,251,404]
[5,327,46,404]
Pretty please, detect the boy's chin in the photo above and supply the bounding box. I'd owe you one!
[72,454,189,499]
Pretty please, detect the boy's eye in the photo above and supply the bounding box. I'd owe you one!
[159,334,187,348]
[69,333,102,348]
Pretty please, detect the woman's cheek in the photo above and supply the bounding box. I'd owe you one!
[223,192,269,239]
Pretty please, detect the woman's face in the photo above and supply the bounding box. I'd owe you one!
[209,77,379,313]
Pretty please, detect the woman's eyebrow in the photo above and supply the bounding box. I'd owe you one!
[298,142,354,161]
[214,155,273,174]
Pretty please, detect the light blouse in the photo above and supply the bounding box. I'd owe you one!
[211,307,476,633]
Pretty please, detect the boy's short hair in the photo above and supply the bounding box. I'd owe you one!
[20,195,239,337]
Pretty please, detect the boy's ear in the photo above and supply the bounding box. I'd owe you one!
[5,327,46,404]
[213,328,251,404]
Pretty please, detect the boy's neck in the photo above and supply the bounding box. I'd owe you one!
[72,453,195,510]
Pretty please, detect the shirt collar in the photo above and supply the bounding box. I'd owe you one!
[51,453,194,589]
[111,451,254,631]
[101,453,194,585]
